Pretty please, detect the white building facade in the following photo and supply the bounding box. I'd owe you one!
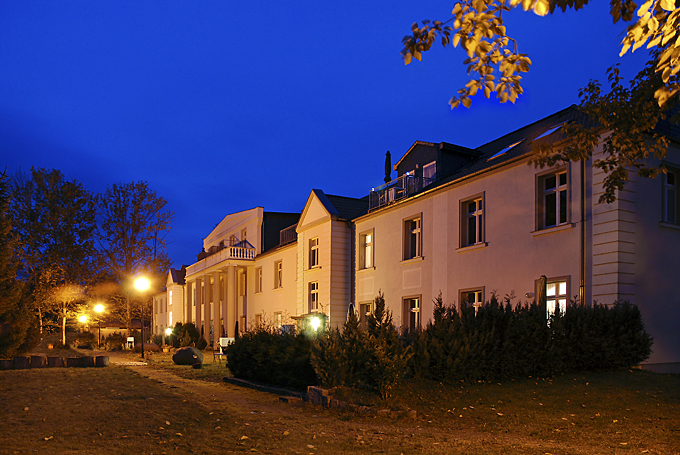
[154,106,680,369]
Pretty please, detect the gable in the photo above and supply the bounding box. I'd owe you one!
[298,190,333,231]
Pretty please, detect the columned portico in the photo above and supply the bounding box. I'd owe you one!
[227,265,236,337]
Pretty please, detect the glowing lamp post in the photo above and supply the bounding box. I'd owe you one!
[94,304,104,348]
[165,327,172,347]
[134,276,151,359]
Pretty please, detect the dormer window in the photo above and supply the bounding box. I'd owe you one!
[423,161,436,182]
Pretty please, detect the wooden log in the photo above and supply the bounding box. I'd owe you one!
[47,356,64,368]
[0,359,13,370]
[14,356,30,369]
[82,356,95,368]
[65,357,82,368]
[94,356,109,367]
[30,355,47,368]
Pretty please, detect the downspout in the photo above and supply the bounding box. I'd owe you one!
[580,159,586,307]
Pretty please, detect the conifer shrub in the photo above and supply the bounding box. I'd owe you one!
[312,292,411,399]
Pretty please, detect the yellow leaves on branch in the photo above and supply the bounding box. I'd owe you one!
[619,0,680,105]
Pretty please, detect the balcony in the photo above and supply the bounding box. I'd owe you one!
[369,174,434,212]
[279,224,298,246]
[187,243,255,276]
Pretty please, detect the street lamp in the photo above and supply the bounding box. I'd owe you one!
[134,276,151,359]
[94,304,104,349]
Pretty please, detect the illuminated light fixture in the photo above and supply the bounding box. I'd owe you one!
[134,276,151,292]
[165,327,172,336]
[94,304,104,314]
[310,316,321,332]
[78,315,88,323]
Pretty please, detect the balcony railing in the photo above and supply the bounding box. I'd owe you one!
[187,243,255,276]
[368,174,434,211]
[280,224,298,246]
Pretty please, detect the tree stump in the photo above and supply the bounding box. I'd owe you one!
[47,356,64,368]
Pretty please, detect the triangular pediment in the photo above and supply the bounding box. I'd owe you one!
[298,190,336,231]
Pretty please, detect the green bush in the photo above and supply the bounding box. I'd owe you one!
[74,331,95,348]
[104,332,125,351]
[312,292,411,399]
[226,325,317,390]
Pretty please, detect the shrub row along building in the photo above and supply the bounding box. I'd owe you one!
[152,106,680,371]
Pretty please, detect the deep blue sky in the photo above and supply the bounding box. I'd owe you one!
[1,1,650,268]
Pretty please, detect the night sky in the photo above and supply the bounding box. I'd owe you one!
[1,1,650,268]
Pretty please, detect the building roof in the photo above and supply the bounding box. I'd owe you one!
[169,266,186,285]
[325,194,369,220]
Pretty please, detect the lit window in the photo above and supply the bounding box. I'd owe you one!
[309,237,319,268]
[274,312,282,330]
[274,261,283,289]
[168,311,173,326]
[538,170,568,229]
[168,290,172,306]
[309,281,319,312]
[461,196,484,246]
[546,279,568,319]
[460,289,483,315]
[255,314,262,328]
[403,216,421,260]
[402,297,420,332]
[663,170,678,224]
[359,231,373,269]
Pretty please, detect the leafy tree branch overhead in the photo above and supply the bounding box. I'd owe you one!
[401,0,680,108]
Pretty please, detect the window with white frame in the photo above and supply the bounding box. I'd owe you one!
[460,289,483,315]
[240,315,246,333]
[403,216,422,260]
[274,312,282,330]
[241,228,247,246]
[274,261,282,289]
[402,297,420,332]
[309,237,319,268]
[309,281,319,312]
[546,278,568,319]
[255,314,262,328]
[168,311,173,326]
[461,195,484,246]
[255,267,263,293]
[168,290,172,306]
[359,231,373,269]
[663,169,678,224]
[230,235,237,246]
[538,170,568,229]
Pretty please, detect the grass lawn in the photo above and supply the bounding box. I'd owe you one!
[1,352,679,454]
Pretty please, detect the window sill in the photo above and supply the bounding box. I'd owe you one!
[531,223,575,237]
[308,265,322,271]
[273,287,283,292]
[659,221,680,231]
[357,266,376,273]
[401,256,424,264]
[456,242,488,253]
